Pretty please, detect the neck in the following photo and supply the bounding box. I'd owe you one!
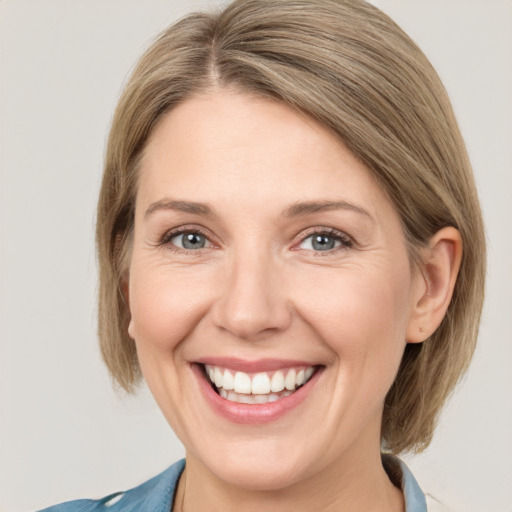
[174,441,404,512]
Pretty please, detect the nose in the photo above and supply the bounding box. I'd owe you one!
[211,250,292,341]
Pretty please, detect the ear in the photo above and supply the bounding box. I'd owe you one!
[125,281,137,340]
[406,227,463,343]
[121,273,136,340]
[115,233,135,339]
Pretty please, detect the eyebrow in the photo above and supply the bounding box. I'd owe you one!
[283,200,373,220]
[144,199,216,218]
[144,198,373,221]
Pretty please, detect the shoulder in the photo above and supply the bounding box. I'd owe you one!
[37,459,185,512]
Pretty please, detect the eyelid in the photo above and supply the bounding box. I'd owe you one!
[154,224,353,253]
[158,225,216,250]
[292,227,353,251]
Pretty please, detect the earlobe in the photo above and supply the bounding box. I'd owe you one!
[128,318,135,339]
[120,274,135,339]
[407,227,463,343]
[125,283,135,340]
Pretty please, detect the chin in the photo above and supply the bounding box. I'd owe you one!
[206,450,311,491]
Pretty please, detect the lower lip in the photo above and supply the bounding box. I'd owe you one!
[192,364,322,424]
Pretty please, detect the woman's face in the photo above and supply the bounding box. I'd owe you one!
[128,90,423,490]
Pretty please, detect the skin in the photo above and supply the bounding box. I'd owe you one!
[127,89,462,512]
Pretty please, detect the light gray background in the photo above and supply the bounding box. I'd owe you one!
[0,1,510,511]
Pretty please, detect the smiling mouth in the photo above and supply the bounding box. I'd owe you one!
[203,364,318,405]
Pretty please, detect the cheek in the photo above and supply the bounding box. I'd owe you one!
[291,264,412,361]
[128,263,211,352]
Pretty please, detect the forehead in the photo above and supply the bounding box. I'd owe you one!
[137,90,394,222]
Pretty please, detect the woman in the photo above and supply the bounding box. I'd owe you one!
[39,0,485,510]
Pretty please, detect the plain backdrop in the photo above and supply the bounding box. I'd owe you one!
[0,1,511,511]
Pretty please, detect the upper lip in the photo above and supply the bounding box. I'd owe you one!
[194,357,318,373]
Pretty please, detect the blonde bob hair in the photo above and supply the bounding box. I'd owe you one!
[96,0,485,454]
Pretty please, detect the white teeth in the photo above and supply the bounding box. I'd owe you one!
[285,369,296,391]
[253,394,269,404]
[252,373,271,394]
[270,371,285,392]
[214,367,223,388]
[222,369,234,390]
[237,393,253,404]
[234,371,252,394]
[205,364,317,403]
[224,389,292,404]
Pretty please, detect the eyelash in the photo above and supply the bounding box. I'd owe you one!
[157,226,353,254]
[158,226,212,254]
[296,227,353,254]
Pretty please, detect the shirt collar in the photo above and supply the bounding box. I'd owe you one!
[109,456,426,512]
[382,453,428,512]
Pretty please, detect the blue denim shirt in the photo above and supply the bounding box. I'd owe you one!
[38,456,427,512]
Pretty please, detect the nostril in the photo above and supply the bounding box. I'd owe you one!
[210,268,291,341]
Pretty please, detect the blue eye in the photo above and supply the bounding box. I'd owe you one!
[299,231,351,252]
[170,232,208,250]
